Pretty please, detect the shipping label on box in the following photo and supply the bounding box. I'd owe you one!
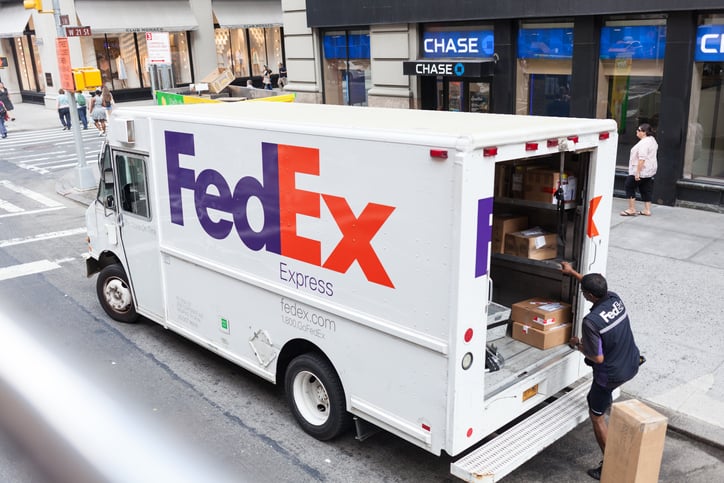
[492,214,528,253]
[601,400,668,483]
[504,228,557,260]
[511,297,572,330]
[512,322,571,349]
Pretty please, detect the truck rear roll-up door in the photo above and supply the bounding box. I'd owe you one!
[450,379,590,482]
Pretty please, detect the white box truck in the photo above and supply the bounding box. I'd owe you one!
[85,102,617,481]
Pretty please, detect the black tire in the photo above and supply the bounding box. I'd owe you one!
[284,353,350,441]
[96,264,138,323]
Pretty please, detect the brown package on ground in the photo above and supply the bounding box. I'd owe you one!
[601,399,668,483]
[511,322,571,349]
[510,297,571,330]
[492,214,528,253]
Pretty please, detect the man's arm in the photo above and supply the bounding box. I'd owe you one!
[560,261,583,282]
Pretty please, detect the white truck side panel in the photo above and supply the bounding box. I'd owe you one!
[97,102,619,459]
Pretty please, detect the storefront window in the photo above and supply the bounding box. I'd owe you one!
[688,16,724,182]
[598,19,666,168]
[90,31,192,91]
[216,27,280,79]
[169,32,192,85]
[249,27,267,75]
[15,34,43,92]
[691,63,724,181]
[516,22,573,116]
[322,30,371,106]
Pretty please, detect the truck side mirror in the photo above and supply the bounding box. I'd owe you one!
[105,194,115,209]
[103,168,114,188]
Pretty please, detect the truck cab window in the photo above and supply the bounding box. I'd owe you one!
[115,153,150,219]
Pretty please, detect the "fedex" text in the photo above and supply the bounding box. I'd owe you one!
[165,132,395,288]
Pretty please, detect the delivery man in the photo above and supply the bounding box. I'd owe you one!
[561,262,641,480]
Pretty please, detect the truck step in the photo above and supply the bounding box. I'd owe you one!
[450,379,590,482]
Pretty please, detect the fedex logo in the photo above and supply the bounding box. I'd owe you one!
[165,131,396,288]
[600,300,625,323]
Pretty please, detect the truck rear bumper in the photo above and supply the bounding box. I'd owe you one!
[450,378,590,482]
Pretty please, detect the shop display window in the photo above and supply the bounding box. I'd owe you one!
[516,22,573,117]
[91,31,192,91]
[322,30,371,106]
[15,34,43,92]
[214,27,281,80]
[684,16,724,183]
[597,18,665,168]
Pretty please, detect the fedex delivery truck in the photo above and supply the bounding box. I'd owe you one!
[85,102,617,481]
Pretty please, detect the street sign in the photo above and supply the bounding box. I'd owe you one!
[146,32,171,64]
[66,26,92,37]
[56,38,75,90]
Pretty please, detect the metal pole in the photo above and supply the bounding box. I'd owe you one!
[53,0,95,190]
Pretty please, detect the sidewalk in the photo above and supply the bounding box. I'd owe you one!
[14,99,721,450]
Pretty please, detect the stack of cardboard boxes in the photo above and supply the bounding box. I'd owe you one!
[510,297,572,349]
[492,214,557,261]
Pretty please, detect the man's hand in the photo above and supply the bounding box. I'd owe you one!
[568,336,580,349]
[560,261,582,281]
[560,261,575,275]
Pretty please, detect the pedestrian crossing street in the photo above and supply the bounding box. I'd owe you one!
[0,126,104,175]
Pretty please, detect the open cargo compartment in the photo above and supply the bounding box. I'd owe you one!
[484,149,591,399]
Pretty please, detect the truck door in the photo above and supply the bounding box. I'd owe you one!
[114,150,164,320]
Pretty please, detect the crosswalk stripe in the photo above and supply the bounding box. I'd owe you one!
[0,199,24,213]
[0,259,62,281]
[0,180,64,207]
[0,206,65,219]
[0,228,87,248]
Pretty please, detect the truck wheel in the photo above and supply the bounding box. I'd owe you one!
[96,264,138,323]
[285,353,350,441]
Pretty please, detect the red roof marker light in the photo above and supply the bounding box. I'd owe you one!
[430,149,448,159]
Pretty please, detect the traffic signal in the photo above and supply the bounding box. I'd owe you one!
[23,0,43,11]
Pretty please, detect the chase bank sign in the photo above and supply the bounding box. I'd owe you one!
[422,30,495,58]
[696,25,724,62]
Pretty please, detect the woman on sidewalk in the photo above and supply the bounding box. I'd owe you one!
[621,123,658,217]
[0,100,9,138]
[0,82,15,121]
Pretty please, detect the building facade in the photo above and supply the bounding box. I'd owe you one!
[0,0,285,103]
[285,0,724,211]
[1,0,724,210]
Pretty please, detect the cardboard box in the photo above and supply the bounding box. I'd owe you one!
[504,228,557,260]
[601,400,668,483]
[511,297,572,330]
[523,169,577,207]
[201,68,235,93]
[512,322,571,349]
[492,214,528,253]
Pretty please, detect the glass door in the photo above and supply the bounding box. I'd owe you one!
[431,77,491,112]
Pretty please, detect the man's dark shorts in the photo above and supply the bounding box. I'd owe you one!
[587,380,620,416]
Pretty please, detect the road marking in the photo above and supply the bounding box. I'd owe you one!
[0,180,64,207]
[0,199,24,213]
[0,228,87,248]
[0,258,76,281]
[0,206,65,219]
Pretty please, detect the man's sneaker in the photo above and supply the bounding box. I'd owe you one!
[587,461,603,480]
